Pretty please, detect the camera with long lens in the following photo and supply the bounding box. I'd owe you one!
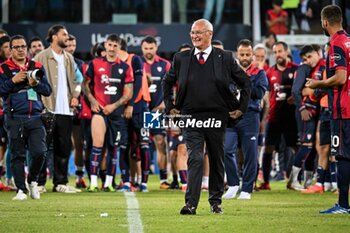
[26,69,44,81]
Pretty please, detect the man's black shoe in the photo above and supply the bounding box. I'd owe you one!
[210,204,223,214]
[168,181,180,190]
[180,204,196,215]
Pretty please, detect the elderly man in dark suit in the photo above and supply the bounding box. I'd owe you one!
[163,19,251,215]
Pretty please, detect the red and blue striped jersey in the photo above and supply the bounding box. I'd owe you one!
[86,57,133,115]
[266,61,299,122]
[327,30,350,119]
[142,55,170,110]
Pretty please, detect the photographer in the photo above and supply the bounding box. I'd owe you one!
[0,35,51,200]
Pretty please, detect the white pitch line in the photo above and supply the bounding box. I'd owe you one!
[124,192,144,233]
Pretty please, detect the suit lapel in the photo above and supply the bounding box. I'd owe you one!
[184,48,194,80]
[213,48,223,82]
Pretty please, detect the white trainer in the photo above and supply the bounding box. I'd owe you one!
[66,184,82,193]
[54,184,77,193]
[290,181,305,191]
[12,190,27,201]
[37,185,47,193]
[237,191,251,200]
[223,185,239,199]
[29,181,40,200]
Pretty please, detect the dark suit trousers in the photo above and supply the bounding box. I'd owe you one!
[183,128,225,207]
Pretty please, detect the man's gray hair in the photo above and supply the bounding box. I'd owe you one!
[253,43,267,53]
[193,19,213,31]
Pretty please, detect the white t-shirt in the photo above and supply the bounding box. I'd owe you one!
[52,50,72,116]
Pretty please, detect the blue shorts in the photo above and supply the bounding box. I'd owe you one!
[331,118,350,159]
[169,134,185,151]
[93,113,128,148]
[150,128,167,136]
[319,108,331,145]
[128,112,150,144]
[265,119,298,147]
[299,117,317,143]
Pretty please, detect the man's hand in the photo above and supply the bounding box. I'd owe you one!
[169,108,180,117]
[287,96,294,105]
[90,99,102,113]
[229,110,243,119]
[28,76,39,87]
[301,109,312,121]
[302,87,314,96]
[102,104,116,116]
[12,71,27,84]
[152,102,165,112]
[70,97,79,108]
[305,78,323,89]
[124,106,133,119]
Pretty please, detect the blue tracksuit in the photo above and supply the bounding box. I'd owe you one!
[224,65,268,193]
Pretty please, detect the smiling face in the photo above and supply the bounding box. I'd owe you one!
[190,20,213,51]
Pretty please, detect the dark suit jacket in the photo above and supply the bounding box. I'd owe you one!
[162,47,251,116]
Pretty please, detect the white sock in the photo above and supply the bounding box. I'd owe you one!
[137,176,142,184]
[90,175,98,187]
[202,176,209,186]
[331,182,338,190]
[104,175,113,188]
[292,166,301,183]
[304,170,313,183]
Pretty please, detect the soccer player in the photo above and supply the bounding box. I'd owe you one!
[289,44,325,190]
[117,38,151,192]
[258,41,299,190]
[141,36,171,189]
[84,34,133,192]
[223,39,268,200]
[168,126,188,191]
[306,5,350,214]
[302,43,336,194]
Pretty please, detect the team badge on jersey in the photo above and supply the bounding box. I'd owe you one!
[157,66,162,72]
[118,68,124,74]
[288,73,294,79]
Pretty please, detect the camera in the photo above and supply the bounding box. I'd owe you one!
[26,69,44,80]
